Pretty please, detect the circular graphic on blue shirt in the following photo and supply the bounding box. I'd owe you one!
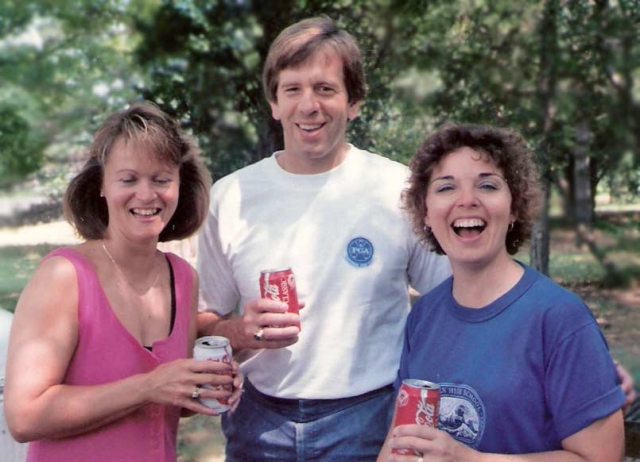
[437,383,485,449]
[346,237,374,267]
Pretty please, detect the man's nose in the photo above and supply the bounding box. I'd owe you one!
[298,89,320,114]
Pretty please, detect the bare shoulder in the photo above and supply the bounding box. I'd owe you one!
[15,251,80,323]
[31,242,102,285]
[30,252,79,287]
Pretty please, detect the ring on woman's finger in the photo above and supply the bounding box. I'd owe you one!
[191,386,201,400]
[253,327,264,341]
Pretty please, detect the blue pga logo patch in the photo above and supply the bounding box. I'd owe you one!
[346,237,374,267]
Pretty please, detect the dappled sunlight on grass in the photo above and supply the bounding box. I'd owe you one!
[550,253,606,285]
[0,244,58,313]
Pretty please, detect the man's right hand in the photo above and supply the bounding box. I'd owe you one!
[241,298,301,350]
[196,299,301,352]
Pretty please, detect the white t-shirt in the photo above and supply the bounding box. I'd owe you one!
[197,145,451,399]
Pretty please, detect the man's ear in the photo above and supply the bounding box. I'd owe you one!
[269,100,281,121]
[347,100,360,121]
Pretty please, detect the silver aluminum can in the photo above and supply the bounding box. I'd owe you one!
[193,336,233,413]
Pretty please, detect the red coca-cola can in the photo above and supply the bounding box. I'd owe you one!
[193,336,233,413]
[259,267,300,316]
[392,379,440,455]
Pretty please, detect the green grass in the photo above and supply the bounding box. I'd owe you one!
[549,252,607,284]
[0,244,58,313]
[583,290,640,383]
[176,415,225,462]
[517,214,640,287]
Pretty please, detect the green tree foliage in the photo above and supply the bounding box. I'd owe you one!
[0,104,45,184]
[393,0,639,206]
[134,0,453,178]
[384,0,639,277]
[1,0,638,278]
[0,0,146,187]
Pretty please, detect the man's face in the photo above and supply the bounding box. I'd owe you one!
[269,47,360,174]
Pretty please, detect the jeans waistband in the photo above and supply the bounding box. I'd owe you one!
[243,380,394,423]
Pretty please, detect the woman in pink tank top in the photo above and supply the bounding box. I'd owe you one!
[4,102,243,462]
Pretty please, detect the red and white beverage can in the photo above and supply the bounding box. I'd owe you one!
[259,268,300,318]
[193,336,233,413]
[392,379,440,455]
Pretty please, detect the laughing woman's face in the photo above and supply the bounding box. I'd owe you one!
[424,147,515,269]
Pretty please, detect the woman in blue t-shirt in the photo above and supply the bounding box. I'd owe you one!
[378,123,626,461]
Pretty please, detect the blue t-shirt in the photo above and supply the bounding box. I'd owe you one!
[396,263,624,453]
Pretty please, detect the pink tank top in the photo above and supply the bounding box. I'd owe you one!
[27,248,193,462]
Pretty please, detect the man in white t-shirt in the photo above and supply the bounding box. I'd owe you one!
[195,15,445,460]
[196,15,637,461]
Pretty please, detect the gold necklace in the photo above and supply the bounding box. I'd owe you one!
[101,240,161,293]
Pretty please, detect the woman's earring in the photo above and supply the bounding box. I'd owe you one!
[508,221,514,232]
[100,190,104,197]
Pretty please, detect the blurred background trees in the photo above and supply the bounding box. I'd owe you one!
[1,0,638,280]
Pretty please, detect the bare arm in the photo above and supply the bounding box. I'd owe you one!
[5,257,235,442]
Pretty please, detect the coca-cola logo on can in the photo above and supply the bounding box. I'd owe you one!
[259,268,299,315]
[392,379,440,456]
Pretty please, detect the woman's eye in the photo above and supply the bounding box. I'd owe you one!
[434,184,454,193]
[478,182,499,191]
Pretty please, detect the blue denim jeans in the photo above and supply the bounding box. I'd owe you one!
[221,380,395,461]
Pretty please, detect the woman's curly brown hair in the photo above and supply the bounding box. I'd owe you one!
[403,123,541,255]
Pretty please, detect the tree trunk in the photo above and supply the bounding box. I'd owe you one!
[573,118,593,245]
[562,158,575,218]
[529,0,558,276]
[572,117,623,284]
[530,180,551,275]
